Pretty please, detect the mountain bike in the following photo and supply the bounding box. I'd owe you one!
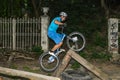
[39,25,86,72]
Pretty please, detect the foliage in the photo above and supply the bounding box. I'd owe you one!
[9,64,18,69]
[0,0,120,17]
[0,0,22,17]
[71,61,80,69]
[90,52,112,60]
[31,46,43,56]
[23,66,34,72]
[92,31,107,48]
[79,52,89,59]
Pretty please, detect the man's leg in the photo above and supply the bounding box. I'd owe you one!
[51,42,63,52]
[48,42,63,57]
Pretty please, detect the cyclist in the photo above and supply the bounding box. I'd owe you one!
[47,12,67,60]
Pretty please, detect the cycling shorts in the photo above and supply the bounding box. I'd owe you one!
[48,31,66,44]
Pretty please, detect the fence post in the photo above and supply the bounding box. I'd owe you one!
[108,18,120,61]
[7,18,17,64]
[12,18,16,50]
[41,7,49,52]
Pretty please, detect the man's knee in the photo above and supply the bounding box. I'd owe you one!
[58,42,63,46]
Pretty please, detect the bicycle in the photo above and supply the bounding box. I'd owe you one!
[39,25,86,72]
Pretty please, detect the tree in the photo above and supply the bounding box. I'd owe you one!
[101,0,120,18]
[101,0,109,18]
[31,0,43,17]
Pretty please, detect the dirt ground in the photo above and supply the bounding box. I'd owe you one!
[0,55,120,80]
[90,60,120,79]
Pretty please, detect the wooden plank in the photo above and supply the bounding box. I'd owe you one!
[53,50,72,77]
[54,49,111,80]
[0,67,60,80]
[69,50,110,80]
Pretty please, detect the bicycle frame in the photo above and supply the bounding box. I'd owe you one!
[60,26,78,42]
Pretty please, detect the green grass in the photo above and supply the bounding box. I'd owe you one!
[31,46,43,56]
[9,64,18,69]
[90,52,112,60]
[22,66,40,73]
[23,66,32,71]
[71,61,81,69]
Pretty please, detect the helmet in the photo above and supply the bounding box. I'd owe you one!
[59,12,68,17]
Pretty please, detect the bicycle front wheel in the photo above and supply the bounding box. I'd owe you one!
[67,32,86,51]
[39,52,59,72]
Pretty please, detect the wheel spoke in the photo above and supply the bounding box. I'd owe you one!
[39,53,59,72]
[75,42,78,50]
[67,32,85,51]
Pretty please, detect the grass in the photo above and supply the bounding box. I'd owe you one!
[22,66,40,73]
[31,46,43,56]
[71,61,81,69]
[9,64,18,69]
[90,52,112,60]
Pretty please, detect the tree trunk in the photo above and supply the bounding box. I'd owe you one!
[101,0,109,18]
[31,0,39,17]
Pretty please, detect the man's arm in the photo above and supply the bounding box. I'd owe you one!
[54,20,64,25]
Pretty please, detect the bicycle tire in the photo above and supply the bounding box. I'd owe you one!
[67,32,86,51]
[39,52,59,72]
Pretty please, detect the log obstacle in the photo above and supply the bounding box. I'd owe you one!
[0,77,3,80]
[53,49,111,80]
[0,67,60,80]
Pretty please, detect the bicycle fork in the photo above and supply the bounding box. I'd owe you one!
[48,48,64,62]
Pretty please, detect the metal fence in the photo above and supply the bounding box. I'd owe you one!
[0,18,41,51]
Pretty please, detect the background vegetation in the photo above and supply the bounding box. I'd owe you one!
[0,0,120,68]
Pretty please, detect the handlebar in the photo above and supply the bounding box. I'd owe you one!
[60,23,67,28]
[59,23,67,33]
[63,23,67,27]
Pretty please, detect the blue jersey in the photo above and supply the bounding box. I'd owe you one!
[48,17,61,32]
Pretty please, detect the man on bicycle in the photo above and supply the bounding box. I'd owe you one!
[48,12,67,58]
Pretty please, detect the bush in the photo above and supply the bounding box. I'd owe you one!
[92,31,107,48]
[71,61,80,69]
[90,52,112,60]
[31,46,43,56]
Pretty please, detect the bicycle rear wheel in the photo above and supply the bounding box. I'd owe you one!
[67,32,86,51]
[39,52,59,72]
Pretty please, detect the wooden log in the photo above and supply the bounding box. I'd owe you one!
[0,77,3,80]
[0,67,60,80]
[69,50,110,80]
[53,50,72,77]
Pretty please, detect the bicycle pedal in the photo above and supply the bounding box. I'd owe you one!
[60,49,66,52]
[48,51,56,57]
